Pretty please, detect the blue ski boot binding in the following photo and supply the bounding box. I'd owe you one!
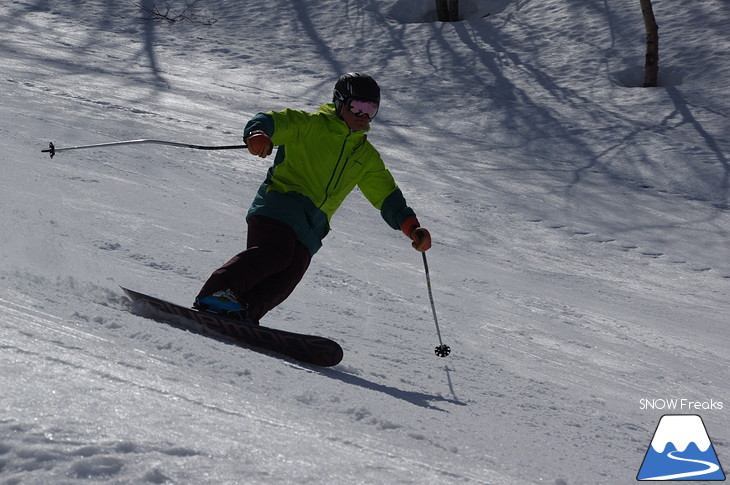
[194,289,251,323]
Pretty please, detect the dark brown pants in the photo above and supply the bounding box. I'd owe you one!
[197,216,311,323]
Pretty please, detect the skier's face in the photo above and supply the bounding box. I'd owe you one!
[340,98,377,132]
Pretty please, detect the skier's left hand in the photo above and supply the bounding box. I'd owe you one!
[400,216,432,252]
[410,227,431,252]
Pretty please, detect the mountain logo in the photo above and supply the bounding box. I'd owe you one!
[637,414,726,481]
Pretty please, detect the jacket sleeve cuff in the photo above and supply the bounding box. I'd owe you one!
[400,215,421,239]
[243,113,275,140]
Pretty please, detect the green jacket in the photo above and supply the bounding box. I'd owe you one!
[244,103,416,255]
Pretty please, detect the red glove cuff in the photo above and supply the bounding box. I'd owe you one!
[400,215,421,239]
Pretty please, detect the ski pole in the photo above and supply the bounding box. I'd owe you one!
[422,252,451,358]
[41,139,248,158]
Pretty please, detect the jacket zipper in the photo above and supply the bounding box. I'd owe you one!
[319,133,350,209]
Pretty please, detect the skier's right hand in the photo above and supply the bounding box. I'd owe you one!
[246,130,273,158]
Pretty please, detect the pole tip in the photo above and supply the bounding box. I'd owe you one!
[435,344,451,357]
[41,142,56,158]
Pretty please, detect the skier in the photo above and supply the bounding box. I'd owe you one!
[194,73,431,324]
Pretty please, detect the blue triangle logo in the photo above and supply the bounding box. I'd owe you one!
[638,415,726,481]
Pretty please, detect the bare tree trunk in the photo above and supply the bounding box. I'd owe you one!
[435,0,448,21]
[640,0,659,87]
[436,0,459,21]
[448,0,459,21]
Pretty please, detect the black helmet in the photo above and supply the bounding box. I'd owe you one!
[333,72,380,114]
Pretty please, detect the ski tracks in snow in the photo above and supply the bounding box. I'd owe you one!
[0,276,522,484]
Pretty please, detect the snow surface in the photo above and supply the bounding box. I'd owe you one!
[1,0,728,483]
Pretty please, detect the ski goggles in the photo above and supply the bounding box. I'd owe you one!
[348,98,379,119]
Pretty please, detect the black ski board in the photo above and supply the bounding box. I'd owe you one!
[121,287,343,367]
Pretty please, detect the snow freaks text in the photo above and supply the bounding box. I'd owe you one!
[639,398,724,411]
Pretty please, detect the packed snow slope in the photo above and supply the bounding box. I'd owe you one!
[1,0,728,483]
